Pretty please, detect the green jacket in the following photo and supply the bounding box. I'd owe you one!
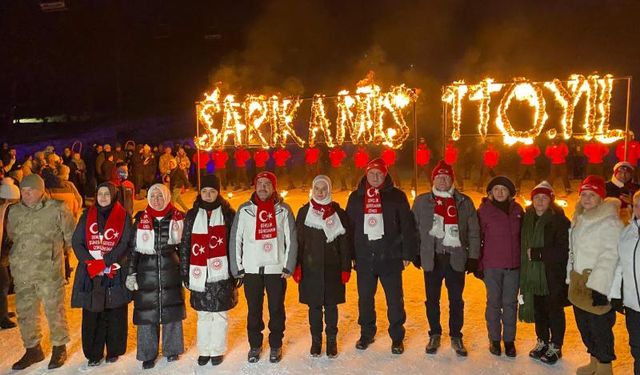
[6,196,75,284]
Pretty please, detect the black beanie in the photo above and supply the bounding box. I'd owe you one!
[486,176,516,197]
[201,174,221,192]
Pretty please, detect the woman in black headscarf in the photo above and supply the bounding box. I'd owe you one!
[71,182,133,366]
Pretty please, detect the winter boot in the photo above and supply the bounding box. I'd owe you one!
[269,347,282,363]
[504,341,516,357]
[142,359,156,370]
[576,356,598,375]
[210,355,223,366]
[425,335,441,354]
[489,340,501,356]
[0,317,16,329]
[310,336,322,357]
[540,343,562,365]
[48,345,67,369]
[528,338,548,359]
[197,356,210,366]
[391,340,404,355]
[355,336,375,350]
[12,344,45,370]
[593,361,613,375]
[248,346,262,363]
[326,336,338,358]
[451,337,468,357]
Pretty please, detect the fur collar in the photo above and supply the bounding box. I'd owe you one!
[572,197,621,223]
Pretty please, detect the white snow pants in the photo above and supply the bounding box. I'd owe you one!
[197,311,229,356]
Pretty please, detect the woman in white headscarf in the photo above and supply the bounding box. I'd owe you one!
[294,175,352,358]
[126,183,186,369]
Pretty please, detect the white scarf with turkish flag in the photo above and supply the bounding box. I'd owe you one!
[85,203,126,260]
[254,196,279,265]
[364,183,384,240]
[189,207,229,292]
[305,199,346,243]
[430,188,461,247]
[135,207,184,254]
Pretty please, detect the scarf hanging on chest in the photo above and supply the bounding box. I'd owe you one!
[305,199,346,243]
[85,203,126,259]
[189,207,229,292]
[430,189,461,247]
[136,204,184,254]
[254,195,279,256]
[363,183,384,240]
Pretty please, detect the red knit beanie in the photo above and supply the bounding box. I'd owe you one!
[431,160,455,182]
[254,171,278,191]
[366,158,388,176]
[579,175,606,199]
[531,180,555,201]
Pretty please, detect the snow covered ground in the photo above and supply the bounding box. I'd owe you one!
[0,182,634,374]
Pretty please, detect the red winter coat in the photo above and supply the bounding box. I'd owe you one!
[616,141,640,165]
[192,150,211,169]
[213,151,228,169]
[254,150,269,168]
[483,147,499,168]
[381,149,397,166]
[444,143,458,165]
[354,148,369,169]
[583,142,609,164]
[545,143,568,164]
[416,145,431,166]
[274,149,291,167]
[477,198,524,270]
[234,148,251,167]
[305,147,320,165]
[517,144,540,165]
[329,148,347,167]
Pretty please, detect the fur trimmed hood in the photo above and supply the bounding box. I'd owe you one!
[572,197,621,225]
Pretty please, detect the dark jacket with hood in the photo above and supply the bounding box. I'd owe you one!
[179,196,238,312]
[346,175,417,275]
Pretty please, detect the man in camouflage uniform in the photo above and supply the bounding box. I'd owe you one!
[6,174,75,370]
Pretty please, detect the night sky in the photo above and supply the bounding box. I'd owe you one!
[1,0,639,142]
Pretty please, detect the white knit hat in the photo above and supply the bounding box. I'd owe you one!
[0,177,20,200]
[530,180,554,201]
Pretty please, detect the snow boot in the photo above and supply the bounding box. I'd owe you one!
[0,317,16,329]
[391,340,404,355]
[248,346,262,363]
[166,355,179,362]
[355,336,375,350]
[451,337,468,357]
[210,355,223,366]
[425,334,441,354]
[326,336,338,358]
[310,336,322,357]
[540,343,562,365]
[142,359,156,370]
[529,338,548,359]
[48,345,67,369]
[504,341,516,357]
[593,361,613,375]
[197,356,210,366]
[269,347,282,363]
[576,356,598,375]
[12,344,45,370]
[489,340,501,356]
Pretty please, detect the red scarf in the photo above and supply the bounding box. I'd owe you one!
[254,195,277,241]
[136,204,184,254]
[189,207,229,292]
[430,189,461,247]
[85,203,126,260]
[363,183,384,240]
[310,199,335,219]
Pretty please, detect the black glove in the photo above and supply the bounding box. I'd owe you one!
[235,277,244,288]
[412,254,422,269]
[610,298,625,314]
[465,258,478,274]
[592,290,609,306]
[181,275,189,289]
[473,270,484,280]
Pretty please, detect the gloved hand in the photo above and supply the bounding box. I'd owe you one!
[412,254,422,269]
[235,277,244,288]
[125,273,139,291]
[292,265,302,283]
[85,259,106,278]
[610,298,625,314]
[465,258,479,274]
[181,275,189,290]
[341,271,351,284]
[592,290,609,306]
[473,270,484,280]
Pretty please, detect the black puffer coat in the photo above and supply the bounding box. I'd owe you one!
[346,175,417,275]
[128,208,186,325]
[296,203,352,306]
[71,206,133,311]
[180,197,238,312]
[527,203,571,309]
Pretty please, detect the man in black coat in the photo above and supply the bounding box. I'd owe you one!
[346,158,417,354]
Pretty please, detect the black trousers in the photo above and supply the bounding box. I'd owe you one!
[477,165,497,189]
[0,265,10,319]
[533,295,566,346]
[586,163,605,179]
[516,164,538,190]
[424,254,465,338]
[82,306,128,361]
[244,273,287,349]
[548,164,571,192]
[573,306,616,363]
[626,307,640,375]
[356,270,406,341]
[308,304,338,338]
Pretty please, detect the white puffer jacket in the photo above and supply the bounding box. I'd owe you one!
[609,218,640,312]
[568,198,623,296]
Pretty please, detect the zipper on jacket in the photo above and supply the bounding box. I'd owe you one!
[156,220,163,324]
[634,231,639,309]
